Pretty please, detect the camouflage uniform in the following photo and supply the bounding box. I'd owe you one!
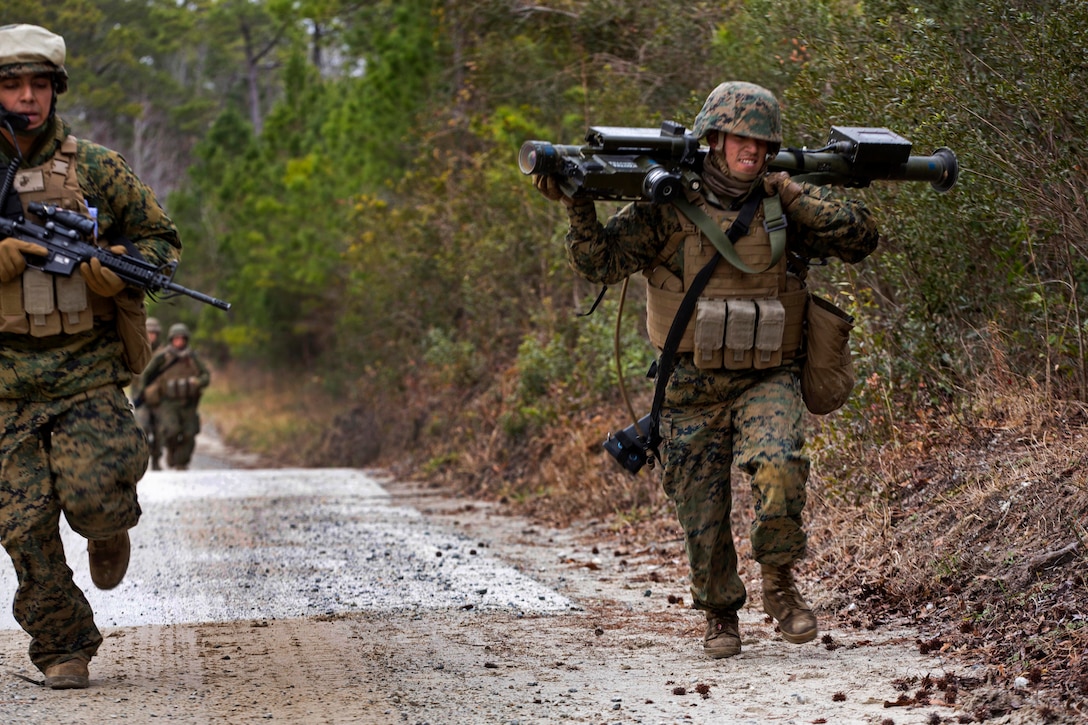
[561,83,879,632]
[139,325,210,470]
[0,35,181,673]
[131,318,165,469]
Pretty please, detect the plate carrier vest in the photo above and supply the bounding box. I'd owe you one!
[642,191,806,370]
[0,135,110,336]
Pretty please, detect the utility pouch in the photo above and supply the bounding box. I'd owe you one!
[56,271,93,334]
[113,290,151,374]
[0,279,29,333]
[23,269,61,337]
[753,298,786,369]
[163,376,199,400]
[723,299,756,369]
[164,378,185,399]
[143,381,162,405]
[801,294,856,414]
[184,376,203,401]
[693,299,726,369]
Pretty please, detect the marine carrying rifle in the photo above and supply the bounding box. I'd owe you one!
[519,120,958,202]
[0,110,231,311]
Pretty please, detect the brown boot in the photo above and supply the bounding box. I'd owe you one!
[88,531,130,590]
[761,564,818,644]
[44,657,89,689]
[703,610,741,659]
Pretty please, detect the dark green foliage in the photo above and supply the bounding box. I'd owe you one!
[25,1,1088,438]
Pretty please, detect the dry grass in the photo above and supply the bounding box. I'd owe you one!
[802,375,1088,720]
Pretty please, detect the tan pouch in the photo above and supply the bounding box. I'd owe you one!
[187,376,204,401]
[779,288,808,359]
[753,298,786,369]
[0,279,29,333]
[113,290,151,373]
[23,269,61,337]
[167,376,204,401]
[693,299,726,369]
[801,294,856,414]
[143,381,162,405]
[723,299,756,369]
[56,271,93,333]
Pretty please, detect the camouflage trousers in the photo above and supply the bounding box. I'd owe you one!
[0,385,147,672]
[659,358,809,614]
[135,403,161,465]
[154,401,201,469]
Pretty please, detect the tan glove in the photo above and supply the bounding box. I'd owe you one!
[532,174,594,209]
[0,237,48,283]
[80,245,128,297]
[763,171,803,208]
[533,173,568,201]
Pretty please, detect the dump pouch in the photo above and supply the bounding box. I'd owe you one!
[143,381,162,406]
[801,294,856,414]
[114,289,151,374]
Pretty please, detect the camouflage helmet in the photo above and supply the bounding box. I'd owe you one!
[691,82,781,149]
[146,317,162,335]
[168,323,191,340]
[0,25,68,94]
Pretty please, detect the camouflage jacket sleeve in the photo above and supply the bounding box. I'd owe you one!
[565,201,683,285]
[193,351,211,389]
[139,348,169,387]
[76,139,181,270]
[783,181,879,263]
[564,180,878,283]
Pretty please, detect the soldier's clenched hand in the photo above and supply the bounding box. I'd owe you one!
[533,174,571,204]
[80,245,128,297]
[763,171,802,208]
[0,237,48,283]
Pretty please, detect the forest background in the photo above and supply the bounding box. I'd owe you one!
[3,0,1087,720]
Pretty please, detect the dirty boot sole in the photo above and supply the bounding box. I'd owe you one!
[88,531,131,590]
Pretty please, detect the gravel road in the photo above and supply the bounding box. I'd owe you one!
[0,427,1004,724]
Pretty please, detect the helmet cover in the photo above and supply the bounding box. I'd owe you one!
[168,323,191,340]
[0,24,68,93]
[691,81,781,147]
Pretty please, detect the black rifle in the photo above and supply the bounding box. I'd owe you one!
[0,111,230,311]
[519,121,958,202]
[0,202,231,310]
